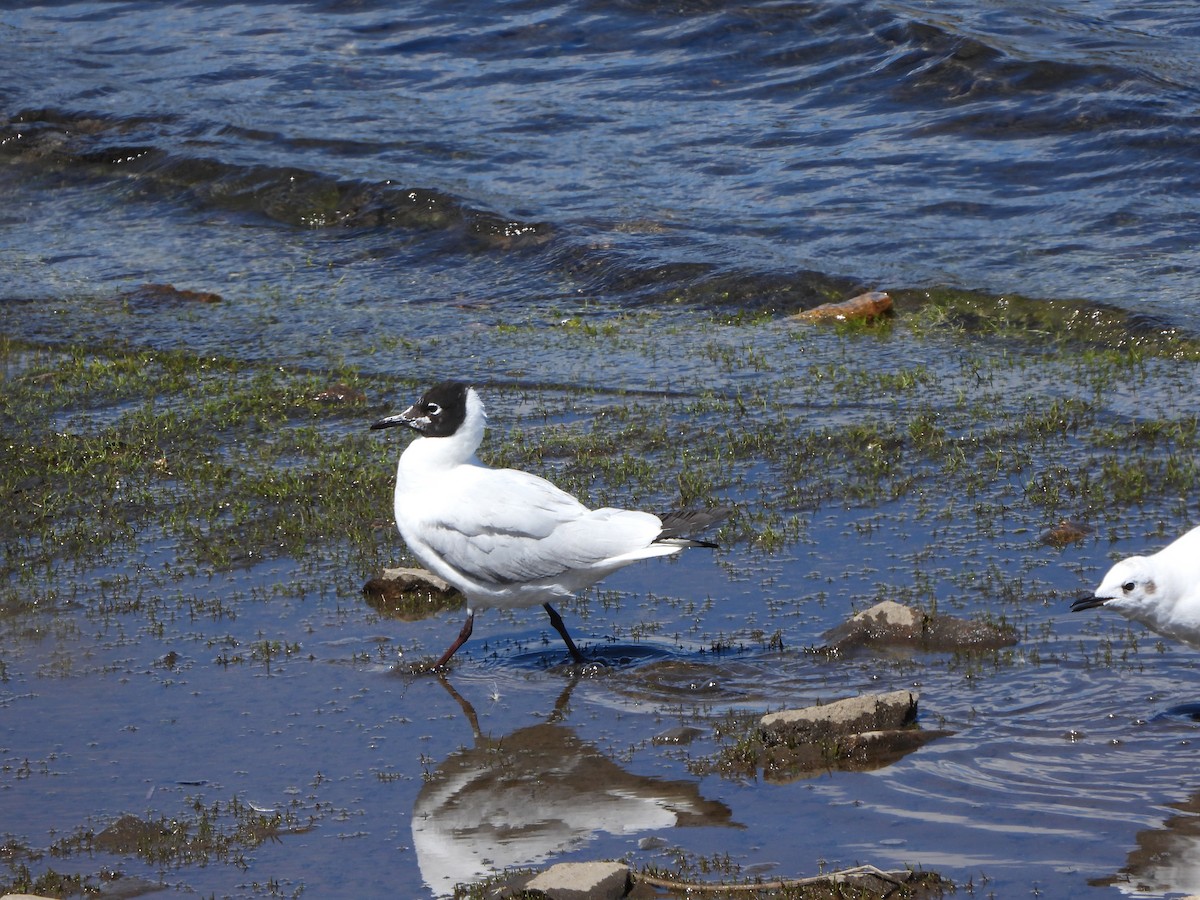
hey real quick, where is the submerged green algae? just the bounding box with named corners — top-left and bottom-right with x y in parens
top-left (3, 286), bottom-right (1198, 620)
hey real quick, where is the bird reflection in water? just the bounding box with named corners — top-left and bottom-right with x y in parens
top-left (1089, 789), bottom-right (1200, 897)
top-left (413, 676), bottom-right (736, 896)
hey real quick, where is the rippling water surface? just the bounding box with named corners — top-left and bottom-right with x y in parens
top-left (4, 1), bottom-right (1200, 898)
top-left (4, 0), bottom-right (1200, 322)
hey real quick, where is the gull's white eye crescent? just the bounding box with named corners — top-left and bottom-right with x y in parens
top-left (426, 402), bottom-right (442, 416)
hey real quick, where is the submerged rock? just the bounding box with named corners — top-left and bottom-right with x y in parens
top-left (701, 690), bottom-right (951, 783)
top-left (362, 566), bottom-right (463, 621)
top-left (791, 290), bottom-right (892, 323)
top-left (122, 282), bottom-right (223, 304)
top-left (312, 382), bottom-right (366, 403)
top-left (821, 599), bottom-right (1017, 654)
top-left (652, 725), bottom-right (705, 746)
top-left (94, 813), bottom-right (171, 854)
top-left (754, 691), bottom-right (950, 782)
top-left (1039, 519), bottom-right (1092, 547)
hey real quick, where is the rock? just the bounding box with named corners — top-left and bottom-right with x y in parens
top-left (519, 861), bottom-right (631, 900)
top-left (821, 599), bottom-right (1017, 654)
top-left (1039, 519), bottom-right (1092, 546)
top-left (362, 567), bottom-right (463, 621)
top-left (94, 813), bottom-right (170, 853)
top-left (378, 566), bottom-right (454, 594)
top-left (701, 691), bottom-right (951, 783)
top-left (791, 290), bottom-right (892, 323)
top-left (123, 282), bottom-right (222, 304)
top-left (312, 382), bottom-right (366, 403)
top-left (652, 725), bottom-right (704, 745)
top-left (760, 689), bottom-right (918, 736)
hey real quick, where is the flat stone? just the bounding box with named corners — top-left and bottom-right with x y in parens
top-left (749, 691), bottom-right (951, 782)
top-left (854, 599), bottom-right (919, 627)
top-left (380, 566), bottom-right (454, 593)
top-left (522, 861), bottom-right (631, 900)
top-left (760, 690), bottom-right (918, 737)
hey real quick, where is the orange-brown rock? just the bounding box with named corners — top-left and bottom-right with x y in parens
top-left (1039, 519), bottom-right (1092, 547)
top-left (312, 382), bottom-right (366, 403)
top-left (792, 290), bottom-right (892, 323)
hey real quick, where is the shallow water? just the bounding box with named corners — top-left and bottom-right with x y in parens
top-left (5, 321), bottom-right (1200, 899)
top-left (4, 1), bottom-right (1200, 898)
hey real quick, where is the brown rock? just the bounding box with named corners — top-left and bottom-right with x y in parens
top-left (124, 283), bottom-right (222, 304)
top-left (362, 566), bottom-right (463, 621)
top-left (751, 691), bottom-right (950, 782)
top-left (821, 599), bottom-right (1017, 654)
top-left (791, 290), bottom-right (892, 323)
top-left (1039, 519), bottom-right (1092, 547)
top-left (761, 689), bottom-right (918, 737)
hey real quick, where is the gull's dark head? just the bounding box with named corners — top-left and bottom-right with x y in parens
top-left (371, 381), bottom-right (472, 438)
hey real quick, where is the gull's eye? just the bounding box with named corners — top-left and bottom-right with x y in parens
top-left (425, 402), bottom-right (442, 417)
top-left (1122, 581), bottom-right (1136, 592)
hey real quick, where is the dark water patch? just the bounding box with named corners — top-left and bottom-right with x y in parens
top-left (510, 639), bottom-right (679, 672)
top-left (1, 109), bottom-right (551, 249)
top-left (644, 269), bottom-right (862, 314)
top-left (1155, 702), bottom-right (1200, 723)
top-left (6, 0), bottom-right (1200, 317)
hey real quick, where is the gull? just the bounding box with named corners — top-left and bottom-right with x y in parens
top-left (370, 381), bottom-right (726, 668)
top-left (1071, 524), bottom-right (1200, 648)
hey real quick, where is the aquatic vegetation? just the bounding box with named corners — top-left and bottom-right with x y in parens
top-left (3, 283), bottom-right (1200, 897)
top-left (0, 794), bottom-right (318, 897)
top-left (1, 341), bottom-right (394, 586)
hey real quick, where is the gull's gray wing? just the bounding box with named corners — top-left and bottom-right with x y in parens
top-left (409, 468), bottom-right (663, 586)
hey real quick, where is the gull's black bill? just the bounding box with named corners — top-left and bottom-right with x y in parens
top-left (1070, 595), bottom-right (1107, 612)
top-left (370, 411), bottom-right (414, 431)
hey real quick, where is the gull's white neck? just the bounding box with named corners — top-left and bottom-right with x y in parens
top-left (397, 388), bottom-right (487, 482)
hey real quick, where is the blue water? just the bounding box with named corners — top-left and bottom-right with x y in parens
top-left (5, 2), bottom-right (1200, 899)
top-left (3, 0), bottom-right (1200, 327)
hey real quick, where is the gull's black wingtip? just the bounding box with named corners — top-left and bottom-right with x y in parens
top-left (658, 505), bottom-right (733, 543)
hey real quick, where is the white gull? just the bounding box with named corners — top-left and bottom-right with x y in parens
top-left (1071, 524), bottom-right (1200, 648)
top-left (371, 381), bottom-right (725, 668)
